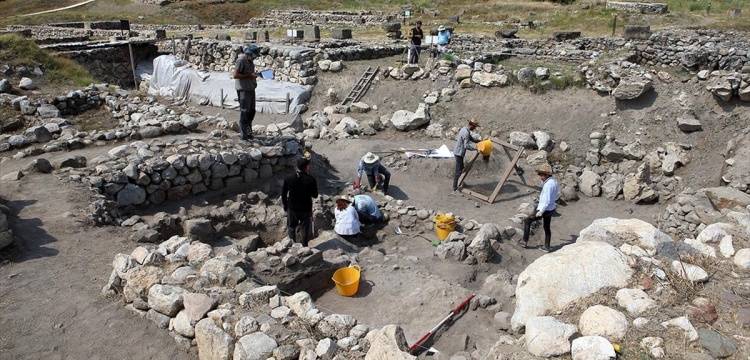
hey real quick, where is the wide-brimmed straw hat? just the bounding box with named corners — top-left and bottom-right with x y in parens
top-left (468, 118), bottom-right (479, 126)
top-left (537, 163), bottom-right (553, 176)
top-left (438, 25), bottom-right (446, 31)
top-left (363, 152), bottom-right (379, 164)
top-left (337, 195), bottom-right (353, 203)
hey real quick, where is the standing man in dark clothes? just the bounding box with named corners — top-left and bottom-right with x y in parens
top-left (452, 118), bottom-right (482, 194)
top-left (282, 157), bottom-right (319, 246)
top-left (233, 45), bottom-right (261, 140)
top-left (408, 21), bottom-right (423, 64)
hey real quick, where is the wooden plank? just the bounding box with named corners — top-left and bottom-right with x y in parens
top-left (461, 188), bottom-right (490, 202)
top-left (488, 145), bottom-right (523, 203)
top-left (492, 138), bottom-right (522, 151)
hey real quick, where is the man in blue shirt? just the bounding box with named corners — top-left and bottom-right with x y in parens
top-left (436, 25), bottom-right (451, 58)
top-left (353, 194), bottom-right (383, 224)
top-left (354, 152), bottom-right (391, 195)
top-left (452, 118), bottom-right (481, 194)
top-left (520, 163), bottom-right (559, 252)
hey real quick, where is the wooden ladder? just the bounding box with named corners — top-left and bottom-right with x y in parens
top-left (340, 66), bottom-right (379, 106)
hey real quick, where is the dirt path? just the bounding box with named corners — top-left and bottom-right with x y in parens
top-left (0, 173), bottom-right (193, 360)
top-left (18, 0), bottom-right (96, 17)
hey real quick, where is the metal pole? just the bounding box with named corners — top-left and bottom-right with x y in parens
top-left (220, 89), bottom-right (224, 109)
top-left (128, 40), bottom-right (138, 88)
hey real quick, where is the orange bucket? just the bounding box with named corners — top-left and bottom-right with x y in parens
top-left (477, 139), bottom-right (493, 157)
top-left (332, 265), bottom-right (361, 296)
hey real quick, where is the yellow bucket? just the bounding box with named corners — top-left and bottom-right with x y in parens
top-left (477, 139), bottom-right (493, 157)
top-left (435, 213), bottom-right (456, 241)
top-left (332, 265), bottom-right (361, 296)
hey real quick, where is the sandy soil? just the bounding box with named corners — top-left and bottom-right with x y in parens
top-left (1, 55), bottom-right (748, 359)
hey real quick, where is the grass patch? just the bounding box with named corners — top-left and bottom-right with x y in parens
top-left (0, 34), bottom-right (95, 87)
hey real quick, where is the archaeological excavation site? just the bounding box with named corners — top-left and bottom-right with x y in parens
top-left (0, 1), bottom-right (749, 359)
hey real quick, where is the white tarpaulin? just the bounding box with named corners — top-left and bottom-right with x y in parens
top-left (146, 55), bottom-right (311, 114)
top-left (404, 144), bottom-right (454, 158)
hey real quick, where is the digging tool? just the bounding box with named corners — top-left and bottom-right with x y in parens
top-left (415, 232), bottom-right (441, 246)
top-left (408, 294), bottom-right (476, 355)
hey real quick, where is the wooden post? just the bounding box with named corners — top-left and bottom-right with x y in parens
top-left (171, 36), bottom-right (175, 55)
top-left (285, 92), bottom-right (290, 114)
top-left (128, 40), bottom-right (138, 89)
top-left (220, 89), bottom-right (224, 109)
top-left (612, 15), bottom-right (617, 37)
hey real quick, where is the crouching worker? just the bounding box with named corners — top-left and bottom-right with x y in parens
top-left (352, 194), bottom-right (383, 225)
top-left (334, 196), bottom-right (361, 237)
top-left (354, 152), bottom-right (391, 195)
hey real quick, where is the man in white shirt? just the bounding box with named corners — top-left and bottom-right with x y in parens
top-left (520, 163), bottom-right (559, 252)
top-left (452, 118), bottom-right (482, 194)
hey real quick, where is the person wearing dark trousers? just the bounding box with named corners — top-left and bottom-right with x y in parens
top-left (520, 163), bottom-right (559, 252)
top-left (408, 21), bottom-right (423, 65)
top-left (233, 45), bottom-right (261, 140)
top-left (282, 157), bottom-right (319, 246)
top-left (452, 118), bottom-right (482, 195)
top-left (354, 152), bottom-right (391, 195)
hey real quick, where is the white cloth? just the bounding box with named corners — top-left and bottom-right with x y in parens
top-left (536, 177), bottom-right (559, 216)
top-left (334, 205), bottom-right (361, 235)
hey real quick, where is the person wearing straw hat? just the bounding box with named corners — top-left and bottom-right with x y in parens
top-left (452, 118), bottom-right (482, 195)
top-left (520, 163), bottom-right (559, 252)
top-left (435, 25), bottom-right (452, 58)
top-left (354, 152), bottom-right (391, 195)
top-left (233, 44), bottom-right (261, 141)
top-left (282, 157), bottom-right (319, 246)
top-left (334, 195), bottom-right (361, 236)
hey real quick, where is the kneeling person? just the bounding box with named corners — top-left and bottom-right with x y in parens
top-left (355, 152), bottom-right (391, 195)
top-left (334, 196), bottom-right (361, 236)
top-left (352, 194), bottom-right (383, 225)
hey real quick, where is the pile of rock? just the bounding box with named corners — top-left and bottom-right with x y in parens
top-left (660, 186), bottom-right (750, 238)
top-left (698, 69), bottom-right (750, 102)
top-left (505, 129), bottom-right (687, 205)
top-left (0, 202), bottom-right (13, 251)
top-left (510, 213), bottom-right (750, 358)
top-left (0, 85), bottom-right (203, 157)
top-left (102, 234), bottom-right (418, 359)
top-left (580, 60), bottom-right (655, 99)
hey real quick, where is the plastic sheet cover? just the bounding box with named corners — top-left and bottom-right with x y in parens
top-left (146, 55), bottom-right (310, 114)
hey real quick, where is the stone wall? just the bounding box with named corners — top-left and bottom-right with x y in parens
top-left (250, 10), bottom-right (399, 28)
top-left (606, 1), bottom-right (669, 14)
top-left (58, 44), bottom-right (159, 87)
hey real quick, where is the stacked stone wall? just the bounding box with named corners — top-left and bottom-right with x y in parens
top-left (606, 1), bottom-right (668, 14)
top-left (58, 44), bottom-right (159, 87)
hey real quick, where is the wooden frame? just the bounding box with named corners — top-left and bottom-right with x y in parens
top-left (457, 138), bottom-right (524, 203)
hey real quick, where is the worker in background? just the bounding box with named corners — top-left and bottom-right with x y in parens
top-left (233, 45), bottom-right (261, 141)
top-left (452, 118), bottom-right (482, 195)
top-left (436, 25), bottom-right (452, 58)
top-left (408, 21), bottom-right (423, 64)
top-left (353, 194), bottom-right (383, 225)
top-left (281, 157), bottom-right (319, 246)
top-left (354, 152), bottom-right (391, 196)
top-left (519, 163), bottom-right (559, 253)
top-left (334, 195), bottom-right (361, 236)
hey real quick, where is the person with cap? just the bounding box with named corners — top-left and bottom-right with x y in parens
top-left (352, 194), bottom-right (383, 225)
top-left (233, 44), bottom-right (261, 141)
top-left (452, 118), bottom-right (482, 194)
top-left (408, 21), bottom-right (423, 65)
top-left (520, 163), bottom-right (559, 252)
top-left (281, 157), bottom-right (319, 246)
top-left (354, 152), bottom-right (391, 195)
top-left (435, 25), bottom-right (452, 58)
top-left (334, 195), bottom-right (361, 236)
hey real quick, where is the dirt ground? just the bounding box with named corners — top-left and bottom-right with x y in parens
top-left (0, 55), bottom-right (748, 359)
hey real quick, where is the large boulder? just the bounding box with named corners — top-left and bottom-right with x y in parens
top-left (234, 332), bottom-right (278, 360)
top-left (471, 72), bottom-right (508, 87)
top-left (195, 318), bottom-right (234, 360)
top-left (511, 241), bottom-right (633, 332)
top-left (579, 305), bottom-right (628, 341)
top-left (364, 325), bottom-right (416, 360)
top-left (525, 316), bottom-right (577, 357)
top-left (706, 79), bottom-right (733, 101)
top-left (571, 336), bottom-right (617, 360)
top-left (389, 105), bottom-right (429, 131)
top-left (613, 78), bottom-right (653, 100)
top-left (579, 170), bottom-right (602, 197)
top-left (148, 284), bottom-right (187, 316)
top-left (578, 217), bottom-right (671, 250)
